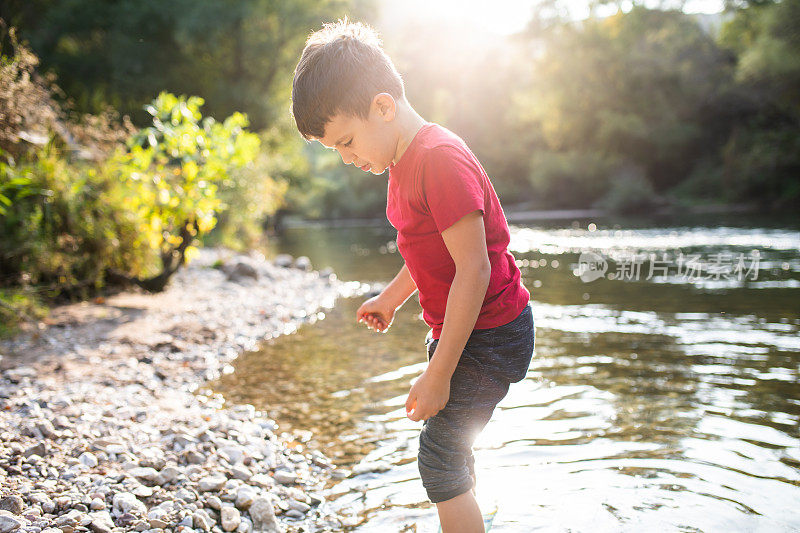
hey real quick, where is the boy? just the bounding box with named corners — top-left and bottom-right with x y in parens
top-left (291, 19), bottom-right (534, 533)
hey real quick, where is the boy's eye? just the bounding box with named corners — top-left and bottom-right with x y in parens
top-left (343, 139), bottom-right (352, 147)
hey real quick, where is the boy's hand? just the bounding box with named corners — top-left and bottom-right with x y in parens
top-left (356, 295), bottom-right (396, 333)
top-left (405, 369), bottom-right (450, 421)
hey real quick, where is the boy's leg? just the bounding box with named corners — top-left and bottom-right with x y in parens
top-left (417, 361), bottom-right (510, 531)
top-left (437, 490), bottom-right (484, 533)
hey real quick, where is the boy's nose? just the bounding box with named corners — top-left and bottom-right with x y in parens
top-left (338, 148), bottom-right (355, 165)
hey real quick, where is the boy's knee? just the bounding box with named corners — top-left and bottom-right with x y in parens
top-left (418, 424), bottom-right (475, 504)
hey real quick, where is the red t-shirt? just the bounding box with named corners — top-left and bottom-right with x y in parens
top-left (386, 123), bottom-right (530, 339)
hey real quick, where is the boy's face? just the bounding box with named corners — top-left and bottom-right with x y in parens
top-left (315, 94), bottom-right (398, 175)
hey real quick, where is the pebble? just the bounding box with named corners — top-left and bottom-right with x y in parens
top-left (198, 474), bottom-right (227, 492)
top-left (88, 510), bottom-right (114, 533)
top-left (220, 506), bottom-right (241, 531)
top-left (78, 452), bottom-right (98, 468)
top-left (0, 511), bottom-right (24, 533)
top-left (0, 249), bottom-right (346, 532)
top-left (89, 499), bottom-right (105, 511)
top-left (0, 497), bottom-right (23, 515)
top-left (192, 509), bottom-right (213, 531)
top-left (272, 471), bottom-right (297, 485)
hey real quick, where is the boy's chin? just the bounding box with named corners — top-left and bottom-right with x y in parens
top-left (364, 164), bottom-right (387, 175)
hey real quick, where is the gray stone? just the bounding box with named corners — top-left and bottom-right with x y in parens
top-left (23, 443), bottom-right (46, 458)
top-left (88, 510), bottom-right (114, 533)
top-left (198, 474), bottom-right (227, 492)
top-left (178, 515), bottom-right (194, 527)
top-left (287, 500), bottom-right (310, 514)
top-left (234, 487), bottom-right (255, 510)
top-left (128, 467), bottom-right (159, 482)
top-left (236, 516), bottom-right (253, 533)
top-left (157, 465), bottom-right (181, 485)
top-left (272, 471), bottom-right (297, 485)
top-left (193, 509), bottom-right (213, 532)
top-left (226, 262), bottom-right (259, 282)
top-left (0, 497), bottom-right (23, 515)
top-left (284, 510), bottom-right (304, 520)
top-left (79, 452), bottom-right (98, 468)
top-left (0, 510), bottom-right (24, 533)
top-left (273, 254), bottom-right (293, 268)
top-left (247, 497), bottom-right (280, 533)
top-left (293, 256), bottom-right (311, 271)
top-left (175, 488), bottom-right (198, 502)
top-left (148, 518), bottom-right (168, 529)
top-left (112, 493), bottom-right (146, 516)
top-left (132, 485), bottom-right (153, 498)
top-left (89, 499), bottom-right (105, 511)
top-left (183, 449), bottom-right (205, 464)
top-left (248, 474), bottom-right (274, 489)
top-left (220, 506), bottom-right (240, 532)
top-left (230, 466), bottom-right (252, 481)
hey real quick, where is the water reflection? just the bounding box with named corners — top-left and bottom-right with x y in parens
top-left (207, 219), bottom-right (800, 532)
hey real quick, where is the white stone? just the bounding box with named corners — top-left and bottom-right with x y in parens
top-left (78, 452), bottom-right (99, 468)
top-left (248, 497), bottom-right (280, 533)
top-left (112, 492), bottom-right (146, 516)
top-left (198, 474), bottom-right (227, 492)
top-left (220, 506), bottom-right (240, 532)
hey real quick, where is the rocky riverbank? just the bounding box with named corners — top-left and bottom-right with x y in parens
top-left (0, 248), bottom-right (361, 533)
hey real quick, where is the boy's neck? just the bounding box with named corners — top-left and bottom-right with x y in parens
top-left (392, 100), bottom-right (427, 165)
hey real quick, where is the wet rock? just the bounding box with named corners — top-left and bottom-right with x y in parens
top-left (0, 497), bottom-right (23, 515)
top-left (352, 460), bottom-right (391, 475)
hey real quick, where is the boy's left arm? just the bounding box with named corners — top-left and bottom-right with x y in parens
top-left (405, 209), bottom-right (490, 421)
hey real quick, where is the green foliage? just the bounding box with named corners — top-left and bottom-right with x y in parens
top-left (0, 90), bottom-right (278, 337)
top-left (115, 92), bottom-right (260, 262)
top-left (595, 164), bottom-right (662, 214)
top-left (3, 0), bottom-right (361, 129)
top-left (528, 150), bottom-right (616, 208)
top-left (0, 141), bottom-right (144, 294)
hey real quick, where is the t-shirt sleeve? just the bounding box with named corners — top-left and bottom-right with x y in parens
top-left (420, 146), bottom-right (486, 233)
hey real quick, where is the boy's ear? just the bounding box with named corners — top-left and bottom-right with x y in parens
top-left (372, 93), bottom-right (397, 122)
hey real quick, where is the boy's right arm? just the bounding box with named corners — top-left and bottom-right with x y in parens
top-left (356, 263), bottom-right (417, 332)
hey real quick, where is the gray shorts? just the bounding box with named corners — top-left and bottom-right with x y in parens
top-left (418, 303), bottom-right (535, 503)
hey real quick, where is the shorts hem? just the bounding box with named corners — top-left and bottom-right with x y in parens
top-left (426, 482), bottom-right (475, 504)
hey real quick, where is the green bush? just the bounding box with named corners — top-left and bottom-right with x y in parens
top-left (528, 150), bottom-right (616, 208)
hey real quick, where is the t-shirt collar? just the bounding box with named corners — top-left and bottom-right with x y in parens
top-left (390, 122), bottom-right (434, 177)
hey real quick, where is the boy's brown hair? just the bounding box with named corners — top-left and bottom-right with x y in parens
top-left (291, 19), bottom-right (405, 140)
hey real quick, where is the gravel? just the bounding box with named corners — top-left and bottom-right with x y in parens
top-left (0, 248), bottom-right (364, 532)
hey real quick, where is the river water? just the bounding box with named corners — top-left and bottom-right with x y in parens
top-left (207, 214), bottom-right (800, 532)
